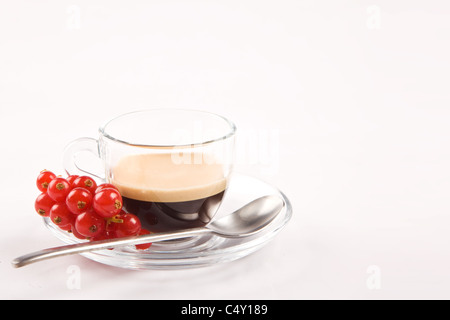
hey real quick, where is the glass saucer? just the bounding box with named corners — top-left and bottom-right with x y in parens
top-left (43, 173), bottom-right (293, 270)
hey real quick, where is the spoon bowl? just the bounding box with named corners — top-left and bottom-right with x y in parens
top-left (208, 195), bottom-right (284, 237)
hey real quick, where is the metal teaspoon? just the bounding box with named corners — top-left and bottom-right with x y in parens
top-left (12, 195), bottom-right (284, 268)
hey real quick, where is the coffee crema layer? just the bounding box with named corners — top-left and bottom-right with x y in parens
top-left (111, 153), bottom-right (227, 203)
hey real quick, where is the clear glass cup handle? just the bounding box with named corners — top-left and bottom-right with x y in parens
top-left (63, 137), bottom-right (104, 180)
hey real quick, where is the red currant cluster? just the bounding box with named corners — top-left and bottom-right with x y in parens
top-left (34, 170), bottom-right (152, 250)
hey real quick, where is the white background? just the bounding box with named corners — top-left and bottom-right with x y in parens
top-left (1, 0), bottom-right (450, 299)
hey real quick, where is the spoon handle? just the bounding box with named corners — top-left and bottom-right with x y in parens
top-left (12, 227), bottom-right (211, 268)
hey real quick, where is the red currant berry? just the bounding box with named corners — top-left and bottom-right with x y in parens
top-left (105, 220), bottom-right (117, 238)
top-left (66, 175), bottom-right (79, 186)
top-left (49, 203), bottom-right (73, 227)
top-left (34, 192), bottom-right (56, 217)
top-left (72, 176), bottom-right (97, 193)
top-left (58, 223), bottom-right (73, 231)
top-left (66, 187), bottom-right (93, 215)
top-left (91, 229), bottom-right (115, 242)
top-left (115, 213), bottom-right (141, 238)
top-left (75, 210), bottom-right (106, 238)
top-left (104, 213), bottom-right (124, 237)
top-left (36, 170), bottom-right (56, 193)
top-left (93, 188), bottom-right (123, 218)
top-left (135, 229), bottom-right (152, 250)
top-left (95, 183), bottom-right (119, 194)
top-left (47, 177), bottom-right (71, 203)
top-left (71, 224), bottom-right (87, 240)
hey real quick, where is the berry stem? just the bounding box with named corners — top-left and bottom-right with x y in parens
top-left (106, 215), bottom-right (124, 224)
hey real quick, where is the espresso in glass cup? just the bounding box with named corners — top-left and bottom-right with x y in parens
top-left (63, 109), bottom-right (236, 233)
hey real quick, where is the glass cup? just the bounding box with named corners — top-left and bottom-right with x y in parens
top-left (63, 109), bottom-right (236, 233)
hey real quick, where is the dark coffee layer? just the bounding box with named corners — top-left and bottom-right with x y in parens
top-left (122, 190), bottom-right (225, 232)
